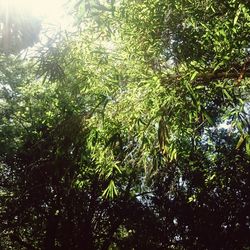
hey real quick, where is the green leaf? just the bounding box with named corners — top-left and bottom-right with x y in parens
top-left (203, 110), bottom-right (213, 125)
top-left (190, 71), bottom-right (198, 81)
top-left (102, 180), bottom-right (118, 198)
top-left (246, 136), bottom-right (250, 156)
top-left (234, 5), bottom-right (242, 26)
top-left (236, 135), bottom-right (246, 149)
top-left (222, 89), bottom-right (233, 101)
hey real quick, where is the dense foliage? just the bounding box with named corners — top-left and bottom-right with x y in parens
top-left (1, 0), bottom-right (250, 249)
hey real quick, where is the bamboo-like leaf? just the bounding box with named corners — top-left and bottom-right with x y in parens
top-left (246, 136), bottom-right (250, 156)
top-left (102, 180), bottom-right (118, 198)
top-left (222, 89), bottom-right (233, 101)
top-left (190, 71), bottom-right (198, 81)
top-left (236, 135), bottom-right (246, 149)
top-left (234, 5), bottom-right (242, 26)
top-left (202, 110), bottom-right (213, 125)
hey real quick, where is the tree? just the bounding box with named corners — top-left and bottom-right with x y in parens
top-left (0, 1), bottom-right (41, 54)
top-left (1, 0), bottom-right (250, 249)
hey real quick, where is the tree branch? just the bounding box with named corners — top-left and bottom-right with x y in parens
top-left (162, 65), bottom-right (250, 85)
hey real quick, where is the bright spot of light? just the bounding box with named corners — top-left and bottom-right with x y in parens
top-left (0, 0), bottom-right (73, 29)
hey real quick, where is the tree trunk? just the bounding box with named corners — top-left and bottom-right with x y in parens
top-left (43, 214), bottom-right (58, 250)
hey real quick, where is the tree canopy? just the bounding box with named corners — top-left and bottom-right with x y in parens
top-left (0, 1), bottom-right (41, 54)
top-left (0, 0), bottom-right (250, 249)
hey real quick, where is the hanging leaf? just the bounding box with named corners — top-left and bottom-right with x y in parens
top-left (234, 4), bottom-right (242, 26)
top-left (102, 179), bottom-right (118, 198)
top-left (236, 134), bottom-right (246, 149)
top-left (246, 136), bottom-right (250, 156)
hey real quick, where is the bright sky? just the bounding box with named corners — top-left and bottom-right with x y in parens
top-left (31, 0), bottom-right (73, 28)
top-left (1, 0), bottom-right (74, 29)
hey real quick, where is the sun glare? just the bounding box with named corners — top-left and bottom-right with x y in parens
top-left (0, 0), bottom-right (72, 28)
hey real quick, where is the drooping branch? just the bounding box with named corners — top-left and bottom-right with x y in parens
top-left (162, 60), bottom-right (250, 85)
